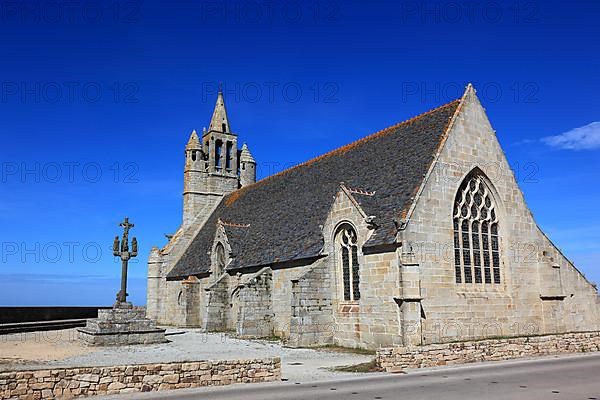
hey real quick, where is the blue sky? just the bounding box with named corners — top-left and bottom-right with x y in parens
top-left (0, 0), bottom-right (599, 305)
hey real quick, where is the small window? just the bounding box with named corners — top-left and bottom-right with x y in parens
top-left (222, 123), bottom-right (227, 133)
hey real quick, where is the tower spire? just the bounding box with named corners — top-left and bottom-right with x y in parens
top-left (208, 89), bottom-right (231, 134)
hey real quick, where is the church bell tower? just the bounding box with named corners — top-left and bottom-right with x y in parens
top-left (182, 89), bottom-right (242, 226)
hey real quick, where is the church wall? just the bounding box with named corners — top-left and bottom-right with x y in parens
top-left (162, 279), bottom-right (187, 326)
top-left (163, 278), bottom-right (207, 327)
top-left (146, 248), bottom-right (162, 321)
top-left (148, 271), bottom-right (208, 328)
top-left (537, 232), bottom-right (600, 333)
top-left (358, 250), bottom-right (403, 348)
top-left (401, 88), bottom-right (600, 344)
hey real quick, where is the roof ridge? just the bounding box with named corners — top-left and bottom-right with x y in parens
top-left (224, 97), bottom-right (462, 207)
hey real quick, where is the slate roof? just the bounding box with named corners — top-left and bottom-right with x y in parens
top-left (167, 98), bottom-right (461, 279)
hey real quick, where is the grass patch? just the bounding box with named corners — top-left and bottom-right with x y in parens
top-left (329, 359), bottom-right (383, 373)
top-left (313, 344), bottom-right (376, 356)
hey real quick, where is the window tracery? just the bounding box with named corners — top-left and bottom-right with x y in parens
top-left (453, 173), bottom-right (501, 285)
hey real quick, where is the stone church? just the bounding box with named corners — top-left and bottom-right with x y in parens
top-left (147, 84), bottom-right (600, 349)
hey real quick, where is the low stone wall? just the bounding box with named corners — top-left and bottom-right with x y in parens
top-left (0, 307), bottom-right (110, 324)
top-left (377, 331), bottom-right (600, 372)
top-left (0, 358), bottom-right (281, 399)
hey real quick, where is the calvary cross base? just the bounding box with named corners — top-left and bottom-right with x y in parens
top-left (77, 217), bottom-right (166, 346)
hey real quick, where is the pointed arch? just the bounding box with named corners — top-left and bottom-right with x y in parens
top-left (453, 168), bottom-right (501, 285)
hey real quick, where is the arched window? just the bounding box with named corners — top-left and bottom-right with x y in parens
top-left (336, 224), bottom-right (360, 301)
top-left (453, 171), bottom-right (500, 285)
top-left (214, 243), bottom-right (226, 276)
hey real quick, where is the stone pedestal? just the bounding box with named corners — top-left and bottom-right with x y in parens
top-left (78, 302), bottom-right (167, 346)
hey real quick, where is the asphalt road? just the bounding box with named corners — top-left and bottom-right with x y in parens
top-left (103, 353), bottom-right (600, 400)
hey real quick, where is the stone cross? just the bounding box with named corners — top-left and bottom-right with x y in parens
top-left (113, 217), bottom-right (138, 304)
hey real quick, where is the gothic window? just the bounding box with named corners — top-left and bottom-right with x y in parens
top-left (214, 243), bottom-right (226, 276)
top-left (336, 224), bottom-right (360, 301)
top-left (453, 172), bottom-right (501, 285)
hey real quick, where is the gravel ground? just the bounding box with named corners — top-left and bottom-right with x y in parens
top-left (0, 329), bottom-right (376, 382)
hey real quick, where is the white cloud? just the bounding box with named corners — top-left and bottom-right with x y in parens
top-left (542, 121), bottom-right (600, 150)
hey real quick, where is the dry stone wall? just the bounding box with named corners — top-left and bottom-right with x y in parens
top-left (377, 331), bottom-right (600, 372)
top-left (0, 358), bottom-right (280, 399)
